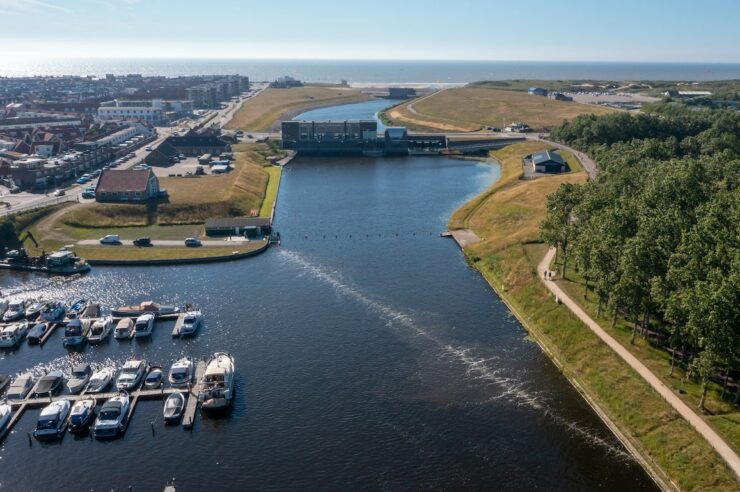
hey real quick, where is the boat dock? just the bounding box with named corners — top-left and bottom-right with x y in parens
top-left (38, 322), bottom-right (62, 346)
top-left (182, 361), bottom-right (206, 430)
top-left (1, 365), bottom-right (207, 443)
top-left (171, 313), bottom-right (186, 337)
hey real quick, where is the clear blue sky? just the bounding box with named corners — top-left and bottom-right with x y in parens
top-left (0, 0), bottom-right (738, 62)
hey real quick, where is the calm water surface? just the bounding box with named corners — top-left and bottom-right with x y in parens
top-left (0, 102), bottom-right (656, 491)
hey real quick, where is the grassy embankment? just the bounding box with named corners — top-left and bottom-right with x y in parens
top-left (552, 257), bottom-right (740, 456)
top-left (452, 141), bottom-right (738, 491)
top-left (21, 143), bottom-right (282, 261)
top-left (383, 87), bottom-right (617, 132)
top-left (224, 86), bottom-right (370, 132)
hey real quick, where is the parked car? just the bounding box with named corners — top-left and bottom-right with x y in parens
top-left (99, 234), bottom-right (120, 245)
top-left (92, 170), bottom-right (102, 177)
top-left (133, 237), bottom-right (151, 247)
top-left (81, 191), bottom-right (95, 199)
top-left (184, 238), bottom-right (201, 247)
top-left (144, 146), bottom-right (152, 151)
top-left (53, 189), bottom-right (65, 197)
top-left (76, 177), bottom-right (89, 184)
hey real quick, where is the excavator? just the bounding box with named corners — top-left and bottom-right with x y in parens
top-left (3, 231), bottom-right (42, 264)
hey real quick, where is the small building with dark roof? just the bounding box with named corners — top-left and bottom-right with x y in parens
top-left (145, 141), bottom-right (178, 167)
top-left (205, 217), bottom-right (272, 238)
top-left (95, 169), bottom-right (160, 202)
top-left (532, 150), bottom-right (567, 173)
top-left (164, 135), bottom-right (230, 156)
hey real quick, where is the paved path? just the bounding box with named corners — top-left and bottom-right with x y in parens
top-left (78, 238), bottom-right (251, 248)
top-left (538, 247), bottom-right (740, 480)
top-left (449, 229), bottom-right (481, 247)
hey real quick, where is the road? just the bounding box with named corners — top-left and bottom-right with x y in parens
top-left (78, 238), bottom-right (252, 248)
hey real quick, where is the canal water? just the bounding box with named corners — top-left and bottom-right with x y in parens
top-left (0, 100), bottom-right (655, 490)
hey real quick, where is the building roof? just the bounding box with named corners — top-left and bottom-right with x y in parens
top-left (205, 217), bottom-right (271, 230)
top-left (96, 169), bottom-right (154, 193)
top-left (165, 135), bottom-right (228, 148)
top-left (532, 150), bottom-right (565, 166)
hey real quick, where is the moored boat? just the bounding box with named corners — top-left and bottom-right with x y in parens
top-left (31, 370), bottom-right (64, 397)
top-left (25, 300), bottom-right (45, 321)
top-left (87, 316), bottom-right (113, 344)
top-left (27, 322), bottom-right (50, 344)
top-left (178, 310), bottom-right (202, 337)
top-left (143, 365), bottom-right (164, 389)
top-left (65, 298), bottom-right (88, 319)
top-left (86, 367), bottom-right (115, 393)
top-left (0, 322), bottom-right (29, 348)
top-left (163, 392), bottom-right (186, 423)
top-left (113, 318), bottom-right (134, 339)
top-left (116, 360), bottom-right (147, 391)
top-left (63, 318), bottom-right (90, 347)
top-left (7, 373), bottom-right (34, 400)
top-left (168, 357), bottom-right (194, 389)
top-left (0, 403), bottom-right (11, 433)
top-left (112, 301), bottom-right (179, 319)
top-left (40, 301), bottom-right (66, 322)
top-left (2, 299), bottom-right (25, 322)
top-left (198, 352), bottom-right (235, 410)
top-left (68, 398), bottom-right (96, 433)
top-left (93, 391), bottom-right (129, 439)
top-left (34, 399), bottom-right (70, 439)
top-left (133, 314), bottom-right (155, 338)
top-left (67, 363), bottom-right (92, 394)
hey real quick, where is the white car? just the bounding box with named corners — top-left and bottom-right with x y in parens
top-left (145, 146), bottom-right (152, 151)
top-left (52, 189), bottom-right (65, 197)
top-left (99, 234), bottom-right (120, 245)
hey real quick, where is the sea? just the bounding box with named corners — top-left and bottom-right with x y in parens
top-left (1, 58), bottom-right (739, 82)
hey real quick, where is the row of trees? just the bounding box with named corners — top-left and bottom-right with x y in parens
top-left (542, 103), bottom-right (739, 409)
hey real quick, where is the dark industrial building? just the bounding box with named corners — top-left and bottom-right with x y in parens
top-left (532, 150), bottom-right (567, 173)
top-left (388, 87), bottom-right (417, 99)
top-left (205, 217), bottom-right (272, 238)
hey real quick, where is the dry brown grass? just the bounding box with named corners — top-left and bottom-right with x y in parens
top-left (224, 86), bottom-right (370, 132)
top-left (388, 87), bottom-right (617, 132)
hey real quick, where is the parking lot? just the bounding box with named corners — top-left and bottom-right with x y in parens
top-left (151, 157), bottom-right (221, 177)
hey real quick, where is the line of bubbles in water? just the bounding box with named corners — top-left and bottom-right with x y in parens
top-left (279, 249), bottom-right (633, 462)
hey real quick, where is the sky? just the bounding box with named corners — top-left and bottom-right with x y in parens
top-left (0, 0), bottom-right (738, 63)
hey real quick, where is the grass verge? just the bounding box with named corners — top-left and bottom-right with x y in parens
top-left (455, 142), bottom-right (738, 490)
top-left (76, 241), bottom-right (266, 261)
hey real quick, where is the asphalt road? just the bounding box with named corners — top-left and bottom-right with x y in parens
top-left (78, 238), bottom-right (253, 248)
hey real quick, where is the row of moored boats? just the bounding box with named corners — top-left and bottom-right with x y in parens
top-left (0, 352), bottom-right (234, 439)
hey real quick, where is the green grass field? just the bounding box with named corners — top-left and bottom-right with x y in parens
top-left (385, 87), bottom-right (617, 132)
top-left (224, 86), bottom-right (370, 132)
top-left (455, 142), bottom-right (738, 491)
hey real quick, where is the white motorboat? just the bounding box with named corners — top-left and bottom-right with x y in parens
top-left (0, 403), bottom-right (11, 433)
top-left (68, 398), bottom-right (96, 433)
top-left (87, 316), bottom-right (113, 344)
top-left (31, 370), bottom-right (65, 397)
top-left (178, 310), bottom-right (202, 337)
top-left (93, 391), bottom-right (129, 439)
top-left (168, 357), bottom-right (194, 389)
top-left (0, 322), bottom-right (29, 348)
top-left (7, 373), bottom-right (34, 399)
top-left (113, 318), bottom-right (134, 339)
top-left (2, 299), bottom-right (25, 322)
top-left (67, 363), bottom-right (92, 394)
top-left (86, 367), bottom-right (115, 393)
top-left (65, 298), bottom-right (88, 319)
top-left (116, 360), bottom-right (147, 390)
top-left (33, 399), bottom-right (70, 439)
top-left (133, 314), bottom-right (155, 338)
top-left (163, 392), bottom-right (186, 423)
top-left (40, 301), bottom-right (66, 322)
top-left (143, 365), bottom-right (164, 389)
top-left (63, 318), bottom-right (91, 347)
top-left (198, 352), bottom-right (235, 410)
top-left (25, 300), bottom-right (45, 321)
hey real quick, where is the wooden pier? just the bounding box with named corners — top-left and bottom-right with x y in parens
top-left (171, 313), bottom-right (186, 337)
top-left (0, 373), bottom-right (206, 443)
top-left (182, 361), bottom-right (206, 429)
top-left (38, 322), bottom-right (61, 346)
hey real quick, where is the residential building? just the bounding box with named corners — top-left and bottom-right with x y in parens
top-left (95, 169), bottom-right (160, 202)
top-left (163, 135), bottom-right (230, 156)
top-left (98, 99), bottom-right (166, 123)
